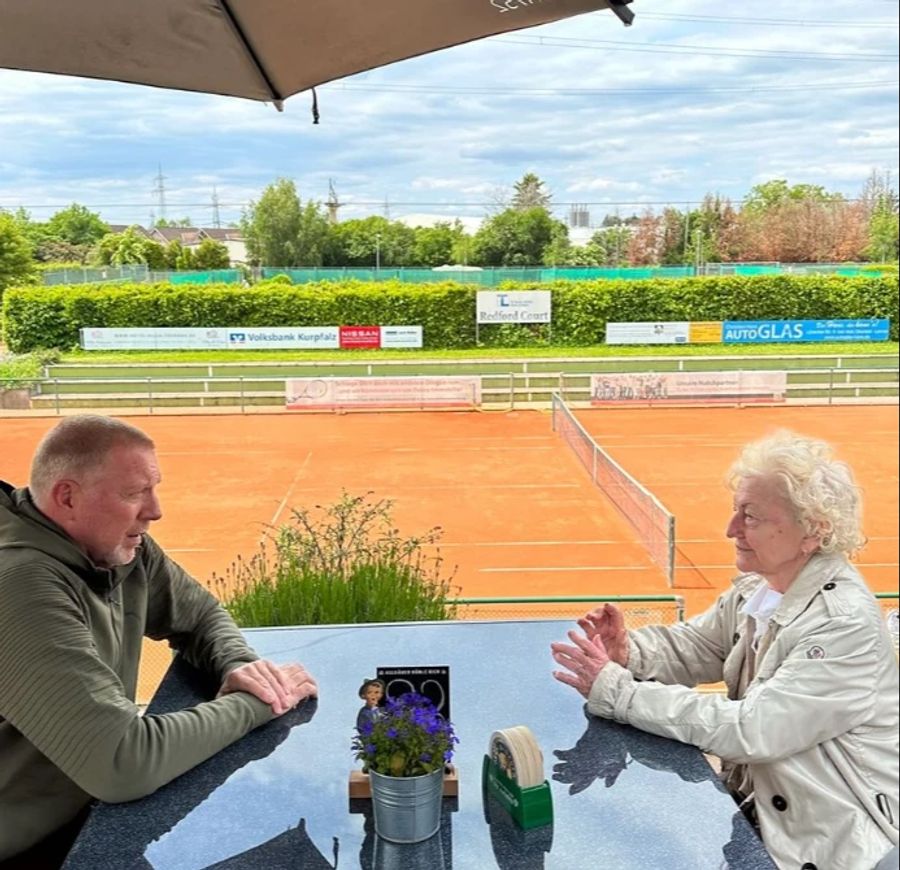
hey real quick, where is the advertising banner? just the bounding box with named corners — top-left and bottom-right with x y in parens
top-left (723, 319), bottom-right (890, 344)
top-left (81, 325), bottom-right (424, 350)
top-left (476, 291), bottom-right (551, 324)
top-left (80, 327), bottom-right (228, 350)
top-left (605, 322), bottom-right (690, 345)
top-left (590, 371), bottom-right (787, 405)
top-left (286, 376), bottom-right (481, 410)
top-left (339, 326), bottom-right (381, 349)
top-left (226, 327), bottom-right (340, 349)
top-left (380, 326), bottom-right (423, 349)
top-left (689, 321), bottom-right (724, 343)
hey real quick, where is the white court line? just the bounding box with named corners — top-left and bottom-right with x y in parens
top-left (165, 548), bottom-right (217, 553)
top-left (674, 562), bottom-right (900, 570)
top-left (157, 450), bottom-right (275, 456)
top-left (481, 566), bottom-right (652, 573)
top-left (481, 562), bottom-right (899, 573)
top-left (393, 446), bottom-right (554, 453)
top-left (269, 451), bottom-right (313, 528)
top-left (440, 536), bottom-right (897, 547)
top-left (291, 483), bottom-right (580, 491)
top-left (440, 539), bottom-right (637, 548)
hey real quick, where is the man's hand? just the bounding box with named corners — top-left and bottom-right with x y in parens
top-left (551, 629), bottom-right (611, 698)
top-left (218, 660), bottom-right (318, 715)
top-left (578, 604), bottom-right (630, 667)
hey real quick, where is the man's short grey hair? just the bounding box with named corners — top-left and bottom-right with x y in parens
top-left (30, 415), bottom-right (155, 504)
top-left (726, 430), bottom-right (865, 555)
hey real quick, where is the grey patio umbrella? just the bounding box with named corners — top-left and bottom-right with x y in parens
top-left (0, 0), bottom-right (633, 113)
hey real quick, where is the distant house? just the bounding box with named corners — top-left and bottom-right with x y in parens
top-left (105, 224), bottom-right (152, 238)
top-left (197, 228), bottom-right (247, 265)
top-left (147, 226), bottom-right (203, 246)
top-left (142, 226), bottom-right (247, 265)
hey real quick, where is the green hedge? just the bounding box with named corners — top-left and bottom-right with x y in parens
top-left (2, 274), bottom-right (897, 353)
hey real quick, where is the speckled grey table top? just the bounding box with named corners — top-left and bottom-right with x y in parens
top-left (64, 620), bottom-right (775, 869)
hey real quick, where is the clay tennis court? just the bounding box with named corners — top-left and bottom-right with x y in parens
top-left (3, 405), bottom-right (896, 700)
top-left (2, 405), bottom-right (897, 617)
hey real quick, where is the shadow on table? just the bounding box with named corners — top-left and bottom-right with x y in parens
top-left (551, 709), bottom-right (773, 870)
top-left (64, 658), bottom-right (338, 869)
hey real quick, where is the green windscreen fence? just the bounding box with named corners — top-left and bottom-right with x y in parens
top-left (167, 270), bottom-right (241, 284)
top-left (258, 264), bottom-right (888, 285)
top-left (40, 263), bottom-right (892, 287)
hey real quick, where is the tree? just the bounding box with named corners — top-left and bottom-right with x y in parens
top-left (325, 217), bottom-right (415, 267)
top-left (90, 232), bottom-right (121, 266)
top-left (46, 203), bottom-right (109, 246)
top-left (627, 210), bottom-right (663, 266)
top-left (541, 222), bottom-right (572, 267)
top-left (0, 211), bottom-right (35, 295)
top-left (738, 182), bottom-right (854, 262)
top-left (867, 206), bottom-right (899, 262)
top-left (685, 195), bottom-right (740, 264)
top-left (511, 173), bottom-right (552, 211)
top-left (469, 207), bottom-right (565, 266)
top-left (411, 221), bottom-right (466, 266)
top-left (860, 170), bottom-right (899, 262)
top-left (141, 240), bottom-right (168, 271)
top-left (164, 240), bottom-right (185, 270)
top-left (154, 217), bottom-right (193, 228)
top-left (241, 178), bottom-right (331, 267)
top-left (175, 246), bottom-right (196, 270)
top-left (192, 238), bottom-right (231, 269)
top-left (601, 213), bottom-right (640, 228)
top-left (588, 226), bottom-right (632, 266)
top-left (743, 179), bottom-right (839, 214)
top-left (32, 239), bottom-right (92, 265)
top-left (110, 227), bottom-right (150, 265)
top-left (659, 208), bottom-right (687, 265)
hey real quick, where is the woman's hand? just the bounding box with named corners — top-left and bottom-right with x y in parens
top-left (551, 629), bottom-right (611, 698)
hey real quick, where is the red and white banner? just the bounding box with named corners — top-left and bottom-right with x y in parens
top-left (339, 326), bottom-right (381, 349)
top-left (590, 371), bottom-right (787, 405)
top-left (286, 376), bottom-right (481, 410)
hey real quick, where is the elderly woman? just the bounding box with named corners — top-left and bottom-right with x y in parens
top-left (552, 431), bottom-right (899, 870)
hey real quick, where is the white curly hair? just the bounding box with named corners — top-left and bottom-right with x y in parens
top-left (726, 430), bottom-right (865, 556)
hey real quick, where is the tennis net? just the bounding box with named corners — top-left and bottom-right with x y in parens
top-left (551, 393), bottom-right (676, 586)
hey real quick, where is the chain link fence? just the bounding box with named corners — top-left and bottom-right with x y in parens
top-left (451, 595), bottom-right (685, 628)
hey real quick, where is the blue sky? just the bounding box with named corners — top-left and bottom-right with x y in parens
top-left (0, 0), bottom-right (897, 232)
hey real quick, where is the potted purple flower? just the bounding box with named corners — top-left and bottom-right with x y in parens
top-left (352, 692), bottom-right (458, 843)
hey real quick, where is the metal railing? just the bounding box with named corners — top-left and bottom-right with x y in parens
top-left (451, 594), bottom-right (685, 626)
top-left (3, 363), bottom-right (897, 415)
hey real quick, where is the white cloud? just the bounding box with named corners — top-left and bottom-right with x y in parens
top-left (0, 0), bottom-right (896, 226)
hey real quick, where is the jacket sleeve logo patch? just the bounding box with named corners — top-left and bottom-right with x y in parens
top-left (806, 645), bottom-right (826, 659)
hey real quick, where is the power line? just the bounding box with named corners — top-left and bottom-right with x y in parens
top-left (640, 12), bottom-right (897, 29)
top-left (325, 79), bottom-right (898, 96)
top-left (494, 34), bottom-right (898, 62)
top-left (4, 197), bottom-right (881, 211)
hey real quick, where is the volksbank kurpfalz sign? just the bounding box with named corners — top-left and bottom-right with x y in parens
top-left (476, 291), bottom-right (552, 324)
top-left (723, 318), bottom-right (890, 344)
top-left (226, 327), bottom-right (340, 349)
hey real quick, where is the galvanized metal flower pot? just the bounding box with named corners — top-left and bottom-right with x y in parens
top-left (369, 767), bottom-right (443, 843)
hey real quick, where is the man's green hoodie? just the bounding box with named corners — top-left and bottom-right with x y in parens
top-left (0, 482), bottom-right (275, 860)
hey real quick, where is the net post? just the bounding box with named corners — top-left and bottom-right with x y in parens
top-left (667, 515), bottom-right (676, 588)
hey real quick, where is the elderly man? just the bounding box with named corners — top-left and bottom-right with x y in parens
top-left (0, 415), bottom-right (318, 867)
top-left (552, 431), bottom-right (899, 870)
